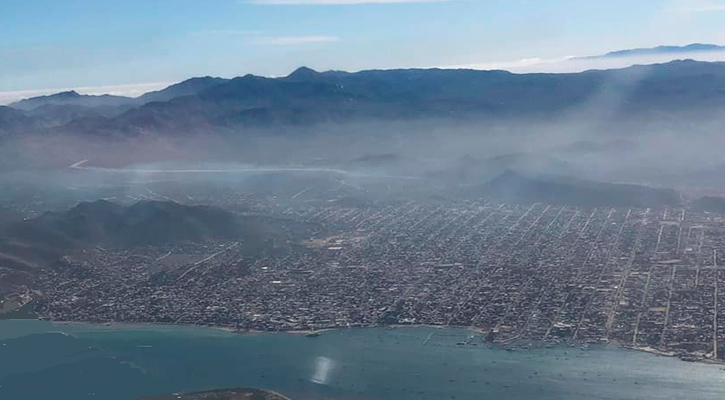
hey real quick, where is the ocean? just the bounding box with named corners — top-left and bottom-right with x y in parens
top-left (1, 320), bottom-right (724, 400)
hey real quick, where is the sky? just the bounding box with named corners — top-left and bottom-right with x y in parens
top-left (2, 0), bottom-right (725, 102)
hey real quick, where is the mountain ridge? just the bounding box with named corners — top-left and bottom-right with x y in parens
top-left (9, 91), bottom-right (135, 111)
top-left (576, 43), bottom-right (725, 60)
top-left (4, 59), bottom-right (725, 137)
top-left (65, 59), bottom-right (725, 136)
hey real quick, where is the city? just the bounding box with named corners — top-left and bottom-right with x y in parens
top-left (28, 200), bottom-right (725, 362)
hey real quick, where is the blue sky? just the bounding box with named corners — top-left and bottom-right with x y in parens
top-left (1, 0), bottom-right (725, 101)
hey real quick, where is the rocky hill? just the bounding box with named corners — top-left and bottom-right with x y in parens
top-left (0, 200), bottom-right (319, 268)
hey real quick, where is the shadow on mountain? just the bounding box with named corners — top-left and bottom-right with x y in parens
top-left (0, 200), bottom-right (319, 268)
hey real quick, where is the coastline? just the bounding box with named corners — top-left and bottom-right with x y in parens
top-left (47, 319), bottom-right (478, 337)
top-left (15, 317), bottom-right (725, 366)
top-left (138, 388), bottom-right (295, 400)
top-left (262, 389), bottom-right (294, 400)
top-left (8, 318), bottom-right (725, 365)
top-left (619, 342), bottom-right (725, 366)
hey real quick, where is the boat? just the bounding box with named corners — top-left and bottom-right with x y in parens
top-left (306, 331), bottom-right (321, 338)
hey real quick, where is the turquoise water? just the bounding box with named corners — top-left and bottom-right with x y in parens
top-left (2, 320), bottom-right (725, 400)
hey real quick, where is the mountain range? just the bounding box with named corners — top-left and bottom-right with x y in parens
top-left (9, 77), bottom-right (230, 111)
top-left (576, 43), bottom-right (725, 60)
top-left (3, 58), bottom-right (725, 137)
top-left (9, 90), bottom-right (135, 111)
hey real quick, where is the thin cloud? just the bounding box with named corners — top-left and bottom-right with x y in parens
top-left (442, 56), bottom-right (576, 72)
top-left (246, 0), bottom-right (453, 4)
top-left (0, 82), bottom-right (172, 105)
top-left (441, 49), bottom-right (725, 74)
top-left (189, 30), bottom-right (339, 46)
top-left (679, 5), bottom-right (725, 12)
top-left (250, 36), bottom-right (340, 45)
top-left (191, 30), bottom-right (265, 37)
top-left (673, 0), bottom-right (725, 12)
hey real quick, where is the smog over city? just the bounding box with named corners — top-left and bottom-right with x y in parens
top-left (4, 2), bottom-right (725, 400)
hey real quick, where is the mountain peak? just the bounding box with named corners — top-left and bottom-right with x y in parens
top-left (56, 90), bottom-right (80, 97)
top-left (68, 199), bottom-right (122, 215)
top-left (287, 66), bottom-right (319, 80)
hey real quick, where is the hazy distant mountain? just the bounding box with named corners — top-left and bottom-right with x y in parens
top-left (7, 78), bottom-right (230, 127)
top-left (137, 76), bottom-right (229, 103)
top-left (0, 207), bottom-right (21, 233)
top-left (4, 59), bottom-right (725, 138)
top-left (691, 196), bottom-right (725, 214)
top-left (9, 90), bottom-right (135, 111)
top-left (559, 140), bottom-right (637, 154)
top-left (576, 43), bottom-right (725, 60)
top-left (60, 60), bottom-right (725, 136)
top-left (3, 93), bottom-right (140, 130)
top-left (0, 106), bottom-right (37, 135)
top-left (348, 153), bottom-right (404, 167)
top-left (481, 171), bottom-right (681, 207)
top-left (2, 102), bottom-right (138, 131)
top-left (24, 103), bottom-right (138, 127)
top-left (433, 153), bottom-right (573, 184)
